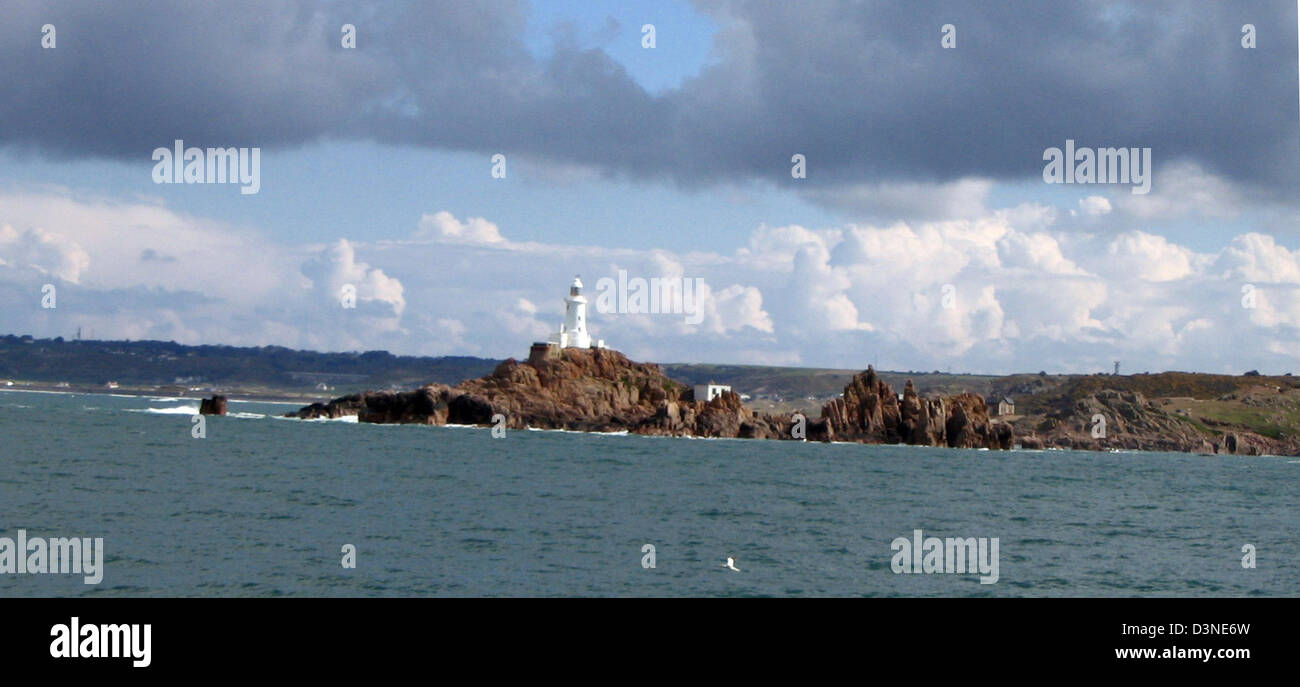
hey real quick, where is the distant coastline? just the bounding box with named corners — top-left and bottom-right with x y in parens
top-left (0, 382), bottom-right (305, 405)
top-left (0, 380), bottom-right (321, 405)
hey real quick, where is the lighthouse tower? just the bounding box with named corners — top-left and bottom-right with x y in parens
top-left (545, 276), bottom-right (606, 350)
top-left (560, 275), bottom-right (591, 348)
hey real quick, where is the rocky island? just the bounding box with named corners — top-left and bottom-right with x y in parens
top-left (288, 346), bottom-right (1014, 449)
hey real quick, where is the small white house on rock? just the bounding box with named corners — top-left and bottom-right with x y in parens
top-left (694, 382), bottom-right (731, 402)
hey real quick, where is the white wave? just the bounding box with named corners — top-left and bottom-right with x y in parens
top-left (128, 406), bottom-right (201, 415)
top-left (273, 414), bottom-right (358, 423)
top-left (522, 426), bottom-right (629, 436)
top-left (228, 412), bottom-right (266, 420)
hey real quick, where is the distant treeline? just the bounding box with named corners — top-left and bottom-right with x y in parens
top-left (0, 335), bottom-right (500, 392)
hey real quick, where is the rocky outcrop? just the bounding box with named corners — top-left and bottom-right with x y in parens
top-left (900, 380), bottom-right (945, 445)
top-left (820, 366), bottom-right (902, 443)
top-left (288, 352), bottom-right (1010, 449)
top-left (1012, 389), bottom-right (1298, 454)
top-left (818, 367), bottom-right (1011, 449)
top-left (1014, 390), bottom-right (1194, 452)
top-left (455, 348), bottom-right (791, 438)
top-left (639, 391), bottom-right (788, 439)
top-left (1219, 432), bottom-right (1286, 456)
top-left (289, 395), bottom-right (361, 420)
top-left (287, 384), bottom-right (496, 425)
top-left (945, 393), bottom-right (1014, 449)
top-left (199, 395), bottom-right (227, 415)
top-left (455, 349), bottom-right (672, 432)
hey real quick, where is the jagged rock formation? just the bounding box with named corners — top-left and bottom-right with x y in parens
top-left (820, 366), bottom-right (902, 442)
top-left (816, 368), bottom-right (1012, 449)
top-left (900, 380), bottom-right (946, 445)
top-left (639, 391), bottom-right (789, 439)
top-left (288, 353), bottom-right (1012, 450)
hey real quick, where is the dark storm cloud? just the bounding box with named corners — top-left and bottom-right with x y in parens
top-left (2, 0), bottom-right (1296, 194)
top-left (674, 0), bottom-right (1298, 194)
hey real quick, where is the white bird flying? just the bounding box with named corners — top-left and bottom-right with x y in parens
top-left (723, 556), bottom-right (740, 572)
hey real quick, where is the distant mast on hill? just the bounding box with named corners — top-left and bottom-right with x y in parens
top-left (533, 276), bottom-right (607, 362)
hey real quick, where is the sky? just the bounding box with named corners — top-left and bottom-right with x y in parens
top-left (1, 0), bottom-right (1298, 375)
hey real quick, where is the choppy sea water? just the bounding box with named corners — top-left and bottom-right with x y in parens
top-left (0, 389), bottom-right (1295, 597)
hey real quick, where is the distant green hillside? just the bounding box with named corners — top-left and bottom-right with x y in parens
top-left (0, 335), bottom-right (499, 393)
top-left (1013, 371), bottom-right (1300, 416)
top-left (661, 363), bottom-right (859, 399)
top-left (2, 335), bottom-right (1024, 402)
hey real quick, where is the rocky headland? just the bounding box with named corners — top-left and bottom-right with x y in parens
top-left (287, 348), bottom-right (1013, 449)
top-left (1010, 389), bottom-right (1298, 455)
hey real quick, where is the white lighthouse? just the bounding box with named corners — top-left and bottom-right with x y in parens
top-left (546, 276), bottom-right (606, 349)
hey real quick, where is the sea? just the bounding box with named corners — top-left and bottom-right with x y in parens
top-left (0, 389), bottom-right (1295, 597)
